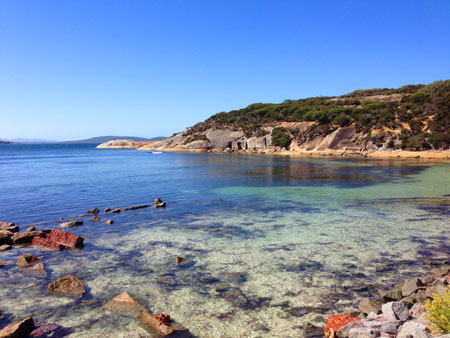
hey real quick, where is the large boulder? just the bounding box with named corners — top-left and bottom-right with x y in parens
top-left (401, 278), bottom-right (421, 297)
top-left (0, 231), bottom-right (13, 246)
top-left (397, 321), bottom-right (433, 338)
top-left (0, 317), bottom-right (34, 338)
top-left (381, 301), bottom-right (410, 321)
top-left (359, 300), bottom-right (381, 315)
top-left (48, 275), bottom-right (85, 297)
top-left (96, 139), bottom-right (138, 149)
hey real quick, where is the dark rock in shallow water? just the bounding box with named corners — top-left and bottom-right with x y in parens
top-left (222, 289), bottom-right (248, 307)
top-left (86, 208), bottom-right (99, 214)
top-left (104, 208), bottom-right (111, 213)
top-left (16, 254), bottom-right (41, 267)
top-left (0, 232), bottom-right (12, 246)
top-left (91, 217), bottom-right (102, 222)
top-left (0, 317), bottom-right (34, 337)
top-left (48, 275), bottom-right (85, 297)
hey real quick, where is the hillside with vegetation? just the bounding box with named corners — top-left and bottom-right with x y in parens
top-left (141, 80), bottom-right (450, 156)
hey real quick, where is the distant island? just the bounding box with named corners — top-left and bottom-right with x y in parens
top-left (0, 136), bottom-right (165, 145)
top-left (63, 136), bottom-right (165, 144)
top-left (100, 80), bottom-right (449, 159)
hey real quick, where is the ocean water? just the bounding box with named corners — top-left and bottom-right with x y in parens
top-left (0, 144), bottom-right (449, 337)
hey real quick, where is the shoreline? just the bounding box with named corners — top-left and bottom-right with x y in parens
top-left (134, 146), bottom-right (450, 160)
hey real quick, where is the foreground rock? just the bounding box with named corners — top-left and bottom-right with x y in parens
top-left (0, 231), bottom-right (13, 246)
top-left (0, 317), bottom-right (34, 338)
top-left (48, 275), bottom-right (85, 297)
top-left (0, 244), bottom-right (11, 251)
top-left (16, 254), bottom-right (40, 267)
top-left (104, 292), bottom-right (145, 317)
top-left (11, 231), bottom-right (46, 244)
top-left (59, 220), bottom-right (83, 228)
top-left (140, 310), bottom-right (190, 337)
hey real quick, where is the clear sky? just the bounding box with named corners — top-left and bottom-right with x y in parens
top-left (1, 1), bottom-right (449, 141)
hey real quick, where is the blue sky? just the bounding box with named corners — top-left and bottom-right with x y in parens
top-left (1, 1), bottom-right (449, 140)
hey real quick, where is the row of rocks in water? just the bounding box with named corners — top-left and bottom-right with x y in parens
top-left (0, 198), bottom-right (188, 337)
top-left (321, 264), bottom-right (450, 338)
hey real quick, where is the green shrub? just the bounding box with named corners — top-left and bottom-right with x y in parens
top-left (424, 287), bottom-right (450, 335)
top-left (334, 113), bottom-right (352, 127)
top-left (271, 127), bottom-right (291, 148)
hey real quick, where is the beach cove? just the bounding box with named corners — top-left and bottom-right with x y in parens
top-left (0, 144), bottom-right (449, 337)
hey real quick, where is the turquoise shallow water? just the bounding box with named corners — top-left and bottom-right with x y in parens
top-left (0, 145), bottom-right (449, 337)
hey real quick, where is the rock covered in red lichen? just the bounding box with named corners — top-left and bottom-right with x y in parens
top-left (324, 314), bottom-right (359, 338)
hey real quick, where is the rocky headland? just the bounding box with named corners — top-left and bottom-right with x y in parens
top-left (97, 80), bottom-right (450, 159)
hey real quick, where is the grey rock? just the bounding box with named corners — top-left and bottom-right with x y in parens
top-left (380, 321), bottom-right (401, 334)
top-left (390, 301), bottom-right (410, 321)
top-left (381, 302), bottom-right (397, 320)
top-left (59, 220), bottom-right (83, 228)
top-left (420, 275), bottom-right (434, 285)
top-left (349, 327), bottom-right (380, 338)
top-left (397, 321), bottom-right (433, 338)
top-left (402, 278), bottom-right (421, 297)
top-left (416, 289), bottom-right (428, 303)
top-left (222, 289), bottom-right (248, 307)
top-left (336, 321), bottom-right (361, 338)
top-left (359, 300), bottom-right (381, 315)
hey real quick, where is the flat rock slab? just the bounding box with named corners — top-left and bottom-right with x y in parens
top-left (120, 205), bottom-right (150, 211)
top-left (47, 229), bottom-right (84, 248)
top-left (0, 244), bottom-right (11, 251)
top-left (0, 317), bottom-right (34, 338)
top-left (48, 275), bottom-right (85, 297)
top-left (104, 292), bottom-right (146, 317)
top-left (59, 220), bottom-right (83, 228)
top-left (31, 236), bottom-right (65, 251)
top-left (139, 310), bottom-right (190, 337)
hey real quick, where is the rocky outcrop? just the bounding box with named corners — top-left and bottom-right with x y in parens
top-left (96, 139), bottom-right (138, 149)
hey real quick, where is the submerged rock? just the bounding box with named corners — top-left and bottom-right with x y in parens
top-left (29, 322), bottom-right (67, 337)
top-left (48, 275), bottom-right (85, 297)
top-left (16, 254), bottom-right (41, 267)
top-left (104, 292), bottom-right (145, 317)
top-left (0, 317), bottom-right (34, 338)
top-left (59, 220), bottom-right (83, 228)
